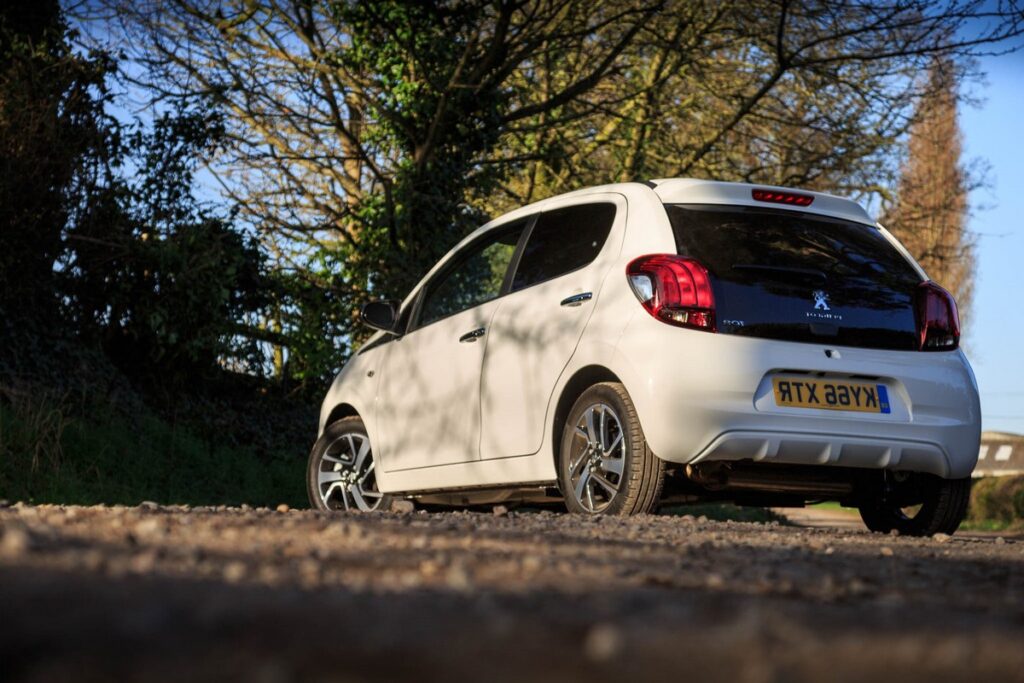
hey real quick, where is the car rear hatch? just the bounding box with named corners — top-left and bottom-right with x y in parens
top-left (664, 204), bottom-right (922, 351)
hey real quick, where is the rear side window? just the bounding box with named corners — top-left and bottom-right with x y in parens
top-left (665, 204), bottom-right (923, 350)
top-left (511, 203), bottom-right (615, 291)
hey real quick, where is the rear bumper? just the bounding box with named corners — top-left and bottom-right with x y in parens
top-left (690, 430), bottom-right (954, 478)
top-left (613, 315), bottom-right (981, 479)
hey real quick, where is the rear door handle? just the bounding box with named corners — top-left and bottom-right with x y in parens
top-left (560, 292), bottom-right (593, 307)
top-left (459, 327), bottom-right (486, 343)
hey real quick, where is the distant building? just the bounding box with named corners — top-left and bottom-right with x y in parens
top-left (974, 431), bottom-right (1024, 477)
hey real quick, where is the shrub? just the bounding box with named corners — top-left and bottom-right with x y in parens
top-left (0, 385), bottom-right (304, 507)
top-left (967, 476), bottom-right (1024, 528)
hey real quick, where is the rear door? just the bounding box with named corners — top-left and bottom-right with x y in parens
top-left (664, 205), bottom-right (923, 350)
top-left (479, 197), bottom-right (623, 460)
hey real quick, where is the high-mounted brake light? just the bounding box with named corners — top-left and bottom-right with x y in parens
top-left (915, 281), bottom-right (960, 351)
top-left (626, 255), bottom-right (715, 331)
top-left (751, 188), bottom-right (814, 207)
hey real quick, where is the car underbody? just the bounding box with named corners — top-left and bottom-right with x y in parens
top-left (403, 460), bottom-right (938, 513)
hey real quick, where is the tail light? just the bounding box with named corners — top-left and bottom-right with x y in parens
top-left (626, 254), bottom-right (715, 331)
top-left (915, 281), bottom-right (960, 351)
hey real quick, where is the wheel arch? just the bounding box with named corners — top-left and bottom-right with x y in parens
top-left (321, 402), bottom-right (361, 432)
top-left (550, 364), bottom-right (622, 474)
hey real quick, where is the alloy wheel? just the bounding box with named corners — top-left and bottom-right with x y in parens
top-left (316, 433), bottom-right (384, 511)
top-left (567, 403), bottom-right (626, 513)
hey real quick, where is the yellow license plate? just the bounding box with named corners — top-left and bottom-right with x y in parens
top-left (772, 378), bottom-right (891, 414)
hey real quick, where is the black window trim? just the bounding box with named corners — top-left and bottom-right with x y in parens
top-left (405, 215), bottom-right (538, 334)
top-left (356, 331), bottom-right (394, 355)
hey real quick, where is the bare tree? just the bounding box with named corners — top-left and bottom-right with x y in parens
top-left (88, 2), bottom-right (661, 279)
top-left (492, 1), bottom-right (1024, 212)
top-left (73, 0), bottom-right (1022, 375)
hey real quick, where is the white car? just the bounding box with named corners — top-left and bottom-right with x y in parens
top-left (307, 179), bottom-right (979, 536)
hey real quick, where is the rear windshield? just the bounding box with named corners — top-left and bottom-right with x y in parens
top-left (665, 205), bottom-right (923, 350)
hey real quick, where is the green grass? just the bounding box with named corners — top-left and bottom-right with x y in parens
top-left (810, 501), bottom-right (858, 513)
top-left (0, 395), bottom-right (306, 507)
top-left (661, 503), bottom-right (781, 524)
top-left (959, 518), bottom-right (1020, 532)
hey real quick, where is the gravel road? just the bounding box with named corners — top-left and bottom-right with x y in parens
top-left (2, 503), bottom-right (1023, 682)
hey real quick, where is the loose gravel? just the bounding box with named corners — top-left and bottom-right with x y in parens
top-left (1, 503), bottom-right (1023, 682)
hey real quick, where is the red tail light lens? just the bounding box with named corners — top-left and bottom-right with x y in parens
top-left (751, 189), bottom-right (814, 207)
top-left (915, 281), bottom-right (960, 351)
top-left (626, 254), bottom-right (715, 331)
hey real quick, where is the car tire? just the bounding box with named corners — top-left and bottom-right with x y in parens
top-left (858, 475), bottom-right (971, 536)
top-left (559, 382), bottom-right (664, 515)
top-left (307, 417), bottom-right (393, 512)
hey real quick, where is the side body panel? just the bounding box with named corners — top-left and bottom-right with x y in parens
top-left (362, 183), bottom-right (667, 493)
top-left (317, 347), bottom-right (383, 458)
top-left (376, 298), bottom-right (504, 471)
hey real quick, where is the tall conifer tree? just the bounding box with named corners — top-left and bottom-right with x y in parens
top-left (885, 59), bottom-right (974, 329)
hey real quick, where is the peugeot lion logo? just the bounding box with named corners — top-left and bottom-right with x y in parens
top-left (813, 290), bottom-right (830, 311)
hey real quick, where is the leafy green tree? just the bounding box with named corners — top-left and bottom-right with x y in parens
top-left (0, 3), bottom-right (271, 388)
top-left (882, 58), bottom-right (976, 330)
top-left (0, 3), bottom-right (311, 507)
top-left (493, 2), bottom-right (1019, 212)
top-left (66, 108), bottom-right (268, 385)
top-left (0, 1), bottom-right (115, 326)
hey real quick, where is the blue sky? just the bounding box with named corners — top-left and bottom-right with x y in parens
top-left (960, 51), bottom-right (1024, 433)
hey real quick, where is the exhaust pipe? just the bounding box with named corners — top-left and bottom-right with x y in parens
top-left (686, 462), bottom-right (854, 497)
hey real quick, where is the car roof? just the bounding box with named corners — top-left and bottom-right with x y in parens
top-left (649, 178), bottom-right (875, 226)
top-left (396, 179), bottom-right (875, 312)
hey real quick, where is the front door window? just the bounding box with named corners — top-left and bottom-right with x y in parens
top-left (416, 222), bottom-right (526, 328)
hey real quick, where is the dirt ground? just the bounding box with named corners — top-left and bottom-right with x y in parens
top-left (1, 503), bottom-right (1023, 683)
